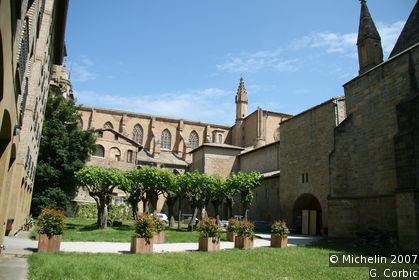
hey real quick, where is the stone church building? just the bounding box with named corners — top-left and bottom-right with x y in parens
top-left (77, 1), bottom-right (419, 251)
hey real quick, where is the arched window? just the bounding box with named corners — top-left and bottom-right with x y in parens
top-left (110, 147), bottom-right (121, 161)
top-left (132, 124), bottom-right (143, 144)
top-left (189, 131), bottom-right (199, 150)
top-left (103, 121), bottom-right (113, 129)
top-left (94, 144), bottom-right (105, 157)
top-left (161, 129), bottom-right (171, 150)
top-left (18, 17), bottom-right (29, 80)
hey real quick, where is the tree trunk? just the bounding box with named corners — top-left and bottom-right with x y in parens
top-left (142, 197), bottom-right (149, 213)
top-left (212, 200), bottom-right (221, 226)
top-left (167, 197), bottom-right (176, 228)
top-left (93, 196), bottom-right (100, 226)
top-left (129, 198), bottom-right (139, 220)
top-left (146, 191), bottom-right (159, 213)
top-left (98, 196), bottom-right (108, 229)
top-left (177, 198), bottom-right (182, 230)
top-left (227, 197), bottom-right (234, 219)
top-left (242, 202), bottom-right (248, 220)
top-left (188, 206), bottom-right (198, 231)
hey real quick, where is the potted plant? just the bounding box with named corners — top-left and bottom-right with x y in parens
top-left (37, 208), bottom-right (65, 252)
top-left (151, 215), bottom-right (165, 244)
top-left (23, 215), bottom-right (34, 231)
top-left (271, 220), bottom-right (289, 248)
top-left (226, 218), bottom-right (239, 242)
top-left (196, 218), bottom-right (220, 252)
top-left (235, 220), bottom-right (254, 249)
top-left (131, 213), bottom-right (156, 253)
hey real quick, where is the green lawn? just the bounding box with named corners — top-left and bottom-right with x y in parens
top-left (31, 218), bottom-right (225, 243)
top-left (27, 239), bottom-right (401, 280)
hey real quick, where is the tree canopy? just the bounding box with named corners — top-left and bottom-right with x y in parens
top-left (31, 93), bottom-right (96, 215)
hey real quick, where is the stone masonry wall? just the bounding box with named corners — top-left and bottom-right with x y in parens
top-left (280, 98), bottom-right (345, 232)
top-left (329, 45), bottom-right (419, 242)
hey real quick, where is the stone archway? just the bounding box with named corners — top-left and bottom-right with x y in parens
top-left (293, 193), bottom-right (322, 235)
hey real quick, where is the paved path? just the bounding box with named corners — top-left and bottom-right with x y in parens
top-left (3, 233), bottom-right (319, 254)
top-left (0, 231), bottom-right (319, 280)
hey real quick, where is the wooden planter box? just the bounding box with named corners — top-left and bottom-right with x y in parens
top-left (198, 237), bottom-right (220, 252)
top-left (131, 237), bottom-right (153, 253)
top-left (38, 234), bottom-right (61, 252)
top-left (152, 231), bottom-right (165, 244)
top-left (235, 236), bottom-right (253, 249)
top-left (271, 235), bottom-right (288, 248)
top-left (226, 231), bottom-right (237, 242)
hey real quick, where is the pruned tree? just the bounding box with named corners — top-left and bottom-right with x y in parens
top-left (120, 168), bottom-right (147, 219)
top-left (227, 172), bottom-right (263, 220)
top-left (177, 171), bottom-right (205, 231)
top-left (137, 167), bottom-right (168, 213)
top-left (208, 175), bottom-right (226, 226)
top-left (159, 170), bottom-right (178, 227)
top-left (75, 167), bottom-right (126, 229)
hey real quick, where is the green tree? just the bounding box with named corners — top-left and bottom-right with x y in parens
top-left (120, 168), bottom-right (147, 219)
top-left (177, 171), bottom-right (206, 231)
top-left (31, 94), bottom-right (96, 215)
top-left (227, 172), bottom-right (263, 219)
top-left (208, 175), bottom-right (226, 225)
top-left (75, 167), bottom-right (126, 229)
top-left (159, 170), bottom-right (179, 227)
top-left (138, 167), bottom-right (169, 214)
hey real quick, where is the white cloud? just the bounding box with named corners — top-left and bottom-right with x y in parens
top-left (74, 88), bottom-right (235, 125)
top-left (377, 21), bottom-right (405, 56)
top-left (216, 49), bottom-right (300, 73)
top-left (289, 21), bottom-right (405, 58)
top-left (68, 55), bottom-right (97, 82)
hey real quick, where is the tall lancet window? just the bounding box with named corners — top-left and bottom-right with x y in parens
top-left (189, 131), bottom-right (199, 150)
top-left (161, 129), bottom-right (171, 150)
top-left (132, 124), bottom-right (143, 144)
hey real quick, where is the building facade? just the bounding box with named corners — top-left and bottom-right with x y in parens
top-left (75, 1), bottom-right (418, 251)
top-left (0, 0), bottom-right (69, 248)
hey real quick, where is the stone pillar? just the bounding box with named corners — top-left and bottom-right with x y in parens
top-left (120, 113), bottom-right (127, 135)
top-left (89, 109), bottom-right (96, 129)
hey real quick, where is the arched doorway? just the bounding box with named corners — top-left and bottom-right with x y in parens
top-left (293, 193), bottom-right (322, 235)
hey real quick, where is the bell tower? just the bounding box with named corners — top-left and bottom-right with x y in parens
top-left (357, 0), bottom-right (383, 75)
top-left (235, 77), bottom-right (248, 121)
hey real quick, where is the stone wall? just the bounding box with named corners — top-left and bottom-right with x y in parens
top-left (329, 44), bottom-right (419, 249)
top-left (189, 144), bottom-right (243, 177)
top-left (239, 141), bottom-right (280, 173)
top-left (280, 98), bottom-right (345, 233)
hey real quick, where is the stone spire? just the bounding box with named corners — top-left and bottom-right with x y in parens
top-left (357, 0), bottom-right (383, 75)
top-left (389, 1), bottom-right (419, 58)
top-left (235, 77), bottom-right (248, 121)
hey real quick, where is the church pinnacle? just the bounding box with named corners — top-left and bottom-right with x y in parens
top-left (357, 0), bottom-right (383, 75)
top-left (235, 77), bottom-right (248, 121)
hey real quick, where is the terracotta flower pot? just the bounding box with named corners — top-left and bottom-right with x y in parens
top-left (131, 236), bottom-right (153, 253)
top-left (226, 231), bottom-right (237, 242)
top-left (152, 231), bottom-right (165, 244)
top-left (38, 234), bottom-right (61, 252)
top-left (235, 236), bottom-right (253, 249)
top-left (198, 237), bottom-right (220, 252)
top-left (271, 235), bottom-right (288, 248)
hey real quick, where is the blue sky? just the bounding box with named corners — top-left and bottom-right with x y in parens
top-left (66, 0), bottom-right (415, 125)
